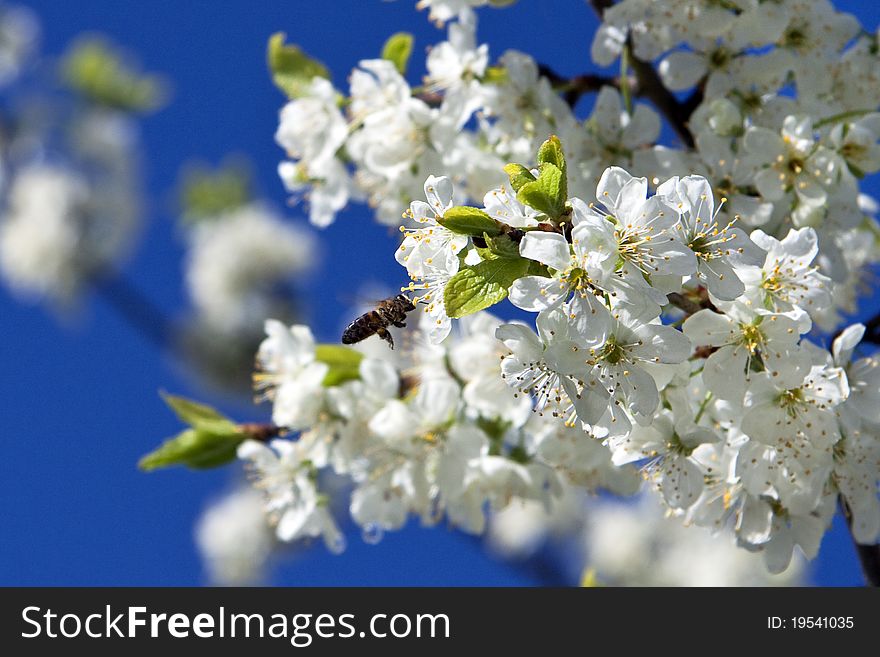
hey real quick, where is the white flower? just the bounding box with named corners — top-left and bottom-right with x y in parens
top-left (829, 113), bottom-right (880, 178)
top-left (736, 227), bottom-right (832, 330)
top-left (833, 324), bottom-right (880, 433)
top-left (829, 324), bottom-right (880, 544)
top-left (496, 308), bottom-right (598, 427)
top-left (254, 321), bottom-right (329, 430)
top-left (530, 418), bottom-right (640, 494)
top-left (185, 204), bottom-right (315, 333)
top-left (0, 165), bottom-right (87, 303)
top-left (238, 439), bottom-right (344, 552)
top-left (744, 116), bottom-right (841, 219)
top-left (585, 86), bottom-right (660, 169)
top-left (581, 306), bottom-right (692, 432)
top-left (446, 312), bottom-right (533, 426)
top-left (425, 8), bottom-right (488, 91)
top-left (607, 409), bottom-right (717, 509)
top-left (742, 366), bottom-right (848, 451)
top-left (587, 167), bottom-right (696, 308)
top-left (195, 487), bottom-right (274, 586)
top-left (396, 175), bottom-right (467, 278)
top-left (682, 306), bottom-right (809, 402)
top-left (482, 181), bottom-right (540, 228)
top-left (658, 174), bottom-right (765, 300)
top-left (275, 77), bottom-right (348, 175)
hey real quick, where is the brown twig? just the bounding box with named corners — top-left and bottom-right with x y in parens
top-left (537, 64), bottom-right (624, 108)
top-left (237, 423), bottom-right (285, 442)
top-left (626, 42), bottom-right (696, 148)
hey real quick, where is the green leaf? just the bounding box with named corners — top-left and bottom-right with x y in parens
top-left (483, 232), bottom-right (521, 259)
top-left (517, 162), bottom-right (565, 218)
top-left (381, 32), bottom-right (414, 75)
top-left (516, 180), bottom-right (556, 218)
top-left (179, 160), bottom-right (252, 222)
top-left (536, 135), bottom-right (567, 202)
top-left (159, 392), bottom-right (235, 431)
top-left (138, 427), bottom-right (244, 472)
top-left (61, 38), bottom-right (167, 111)
top-left (140, 393), bottom-right (244, 471)
top-left (315, 344), bottom-right (364, 386)
top-left (437, 206), bottom-right (502, 237)
top-left (537, 135), bottom-right (565, 171)
top-left (267, 32), bottom-right (330, 99)
top-left (503, 163), bottom-right (536, 192)
top-left (444, 257), bottom-right (530, 318)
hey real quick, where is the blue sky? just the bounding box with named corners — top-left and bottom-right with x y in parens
top-left (1, 0), bottom-right (876, 586)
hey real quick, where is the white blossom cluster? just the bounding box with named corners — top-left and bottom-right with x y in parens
top-left (275, 2), bottom-right (880, 328)
top-left (239, 309), bottom-right (641, 555)
top-left (0, 10), bottom-right (147, 307)
top-left (243, 0), bottom-right (880, 576)
top-left (486, 493), bottom-right (805, 586)
top-left (244, 162), bottom-right (878, 572)
top-left (184, 203), bottom-right (316, 335)
top-left (0, 2), bottom-right (37, 88)
top-left (195, 486), bottom-right (275, 586)
top-left (0, 113), bottom-right (143, 306)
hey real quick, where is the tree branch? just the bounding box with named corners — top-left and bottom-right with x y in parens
top-left (92, 270), bottom-right (176, 352)
top-left (839, 496), bottom-right (880, 587)
top-left (858, 311), bottom-right (880, 345)
top-left (586, 0), bottom-right (700, 147)
top-left (537, 64), bottom-right (624, 108)
top-left (626, 42), bottom-right (696, 148)
top-left (588, 0), bottom-right (615, 14)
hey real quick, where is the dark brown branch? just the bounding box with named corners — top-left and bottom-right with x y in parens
top-left (839, 496), bottom-right (880, 587)
top-left (93, 270), bottom-right (176, 352)
top-left (588, 0), bottom-right (615, 14)
top-left (667, 292), bottom-right (705, 316)
top-left (237, 423), bottom-right (285, 442)
top-left (587, 0), bottom-right (701, 147)
top-left (859, 312), bottom-right (880, 345)
top-left (627, 43), bottom-right (696, 148)
top-left (537, 64), bottom-right (624, 108)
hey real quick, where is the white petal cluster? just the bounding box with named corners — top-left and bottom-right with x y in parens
top-left (0, 109), bottom-right (144, 306)
top-left (248, 0), bottom-right (880, 576)
top-left (584, 495), bottom-right (804, 587)
top-left (195, 487), bottom-right (274, 586)
top-left (239, 311), bottom-right (638, 549)
top-left (0, 4), bottom-right (38, 87)
top-left (185, 204), bottom-right (316, 334)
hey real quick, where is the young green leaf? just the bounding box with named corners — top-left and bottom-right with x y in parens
top-left (315, 344), bottom-right (364, 386)
top-left (443, 257), bottom-right (530, 318)
top-left (437, 206), bottom-right (503, 236)
top-left (536, 135), bottom-right (567, 202)
top-left (138, 427), bottom-right (244, 472)
top-left (61, 38), bottom-right (167, 112)
top-left (267, 32), bottom-right (330, 99)
top-left (516, 163), bottom-right (565, 219)
top-left (159, 392), bottom-right (235, 431)
top-left (381, 32), bottom-right (414, 75)
top-left (503, 163), bottom-right (536, 192)
top-left (482, 232), bottom-right (521, 259)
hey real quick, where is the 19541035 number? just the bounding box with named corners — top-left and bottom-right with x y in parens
top-left (768, 617), bottom-right (855, 629)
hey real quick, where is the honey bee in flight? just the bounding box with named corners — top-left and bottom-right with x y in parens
top-left (341, 293), bottom-right (416, 349)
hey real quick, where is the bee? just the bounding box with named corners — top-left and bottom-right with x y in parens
top-left (341, 293), bottom-right (416, 349)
